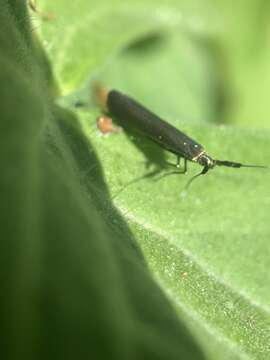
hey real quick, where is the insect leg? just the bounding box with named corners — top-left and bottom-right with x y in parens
top-left (175, 157), bottom-right (187, 174)
top-left (183, 158), bottom-right (187, 173)
top-left (165, 156), bottom-right (187, 173)
top-left (152, 160), bottom-right (188, 182)
top-left (176, 156), bottom-right (181, 168)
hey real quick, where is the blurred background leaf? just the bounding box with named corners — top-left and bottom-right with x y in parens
top-left (38, 0), bottom-right (270, 128)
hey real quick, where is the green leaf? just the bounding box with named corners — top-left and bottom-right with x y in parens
top-left (39, 0), bottom-right (270, 128)
top-left (199, 0), bottom-right (270, 128)
top-left (3, 0), bottom-right (270, 359)
top-left (78, 103), bottom-right (270, 359)
top-left (37, 1), bottom-right (182, 92)
top-left (1, 1), bottom-right (205, 359)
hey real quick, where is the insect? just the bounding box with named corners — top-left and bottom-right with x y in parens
top-left (96, 86), bottom-right (268, 188)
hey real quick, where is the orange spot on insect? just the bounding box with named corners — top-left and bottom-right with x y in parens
top-left (97, 116), bottom-right (122, 135)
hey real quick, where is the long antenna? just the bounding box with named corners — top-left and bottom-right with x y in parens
top-left (215, 160), bottom-right (270, 169)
